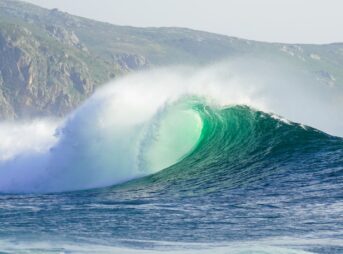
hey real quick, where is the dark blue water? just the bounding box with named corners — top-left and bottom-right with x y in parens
top-left (0, 107), bottom-right (342, 253)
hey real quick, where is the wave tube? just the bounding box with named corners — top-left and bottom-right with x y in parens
top-left (0, 60), bottom-right (342, 193)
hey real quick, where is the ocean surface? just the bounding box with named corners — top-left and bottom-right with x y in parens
top-left (0, 68), bottom-right (342, 253)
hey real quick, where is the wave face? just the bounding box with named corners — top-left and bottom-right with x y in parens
top-left (130, 103), bottom-right (343, 195)
top-left (0, 64), bottom-right (342, 253)
top-left (0, 62), bottom-right (342, 193)
top-left (0, 102), bottom-right (341, 253)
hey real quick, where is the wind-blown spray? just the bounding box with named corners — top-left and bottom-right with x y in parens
top-left (0, 60), bottom-right (342, 193)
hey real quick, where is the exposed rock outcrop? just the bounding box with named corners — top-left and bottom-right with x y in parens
top-left (0, 0), bottom-right (342, 119)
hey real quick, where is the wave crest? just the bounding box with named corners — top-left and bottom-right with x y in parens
top-left (0, 62), bottom-right (342, 193)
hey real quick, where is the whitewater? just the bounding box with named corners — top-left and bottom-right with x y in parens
top-left (0, 60), bottom-right (342, 253)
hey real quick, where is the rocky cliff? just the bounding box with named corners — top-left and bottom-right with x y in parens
top-left (0, 0), bottom-right (342, 119)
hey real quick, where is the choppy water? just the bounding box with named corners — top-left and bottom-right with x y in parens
top-left (1, 103), bottom-right (342, 253)
top-left (1, 64), bottom-right (343, 253)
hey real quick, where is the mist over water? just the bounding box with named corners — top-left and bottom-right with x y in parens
top-left (0, 59), bottom-right (342, 193)
top-left (0, 59), bottom-right (342, 254)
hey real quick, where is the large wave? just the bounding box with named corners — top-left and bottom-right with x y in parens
top-left (0, 60), bottom-right (342, 193)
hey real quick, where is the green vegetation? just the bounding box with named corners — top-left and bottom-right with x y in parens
top-left (0, 0), bottom-right (342, 118)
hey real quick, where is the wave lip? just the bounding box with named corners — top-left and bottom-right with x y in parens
top-left (1, 95), bottom-right (342, 194)
top-left (0, 96), bottom-right (205, 193)
top-left (123, 104), bottom-right (343, 196)
top-left (0, 63), bottom-right (342, 194)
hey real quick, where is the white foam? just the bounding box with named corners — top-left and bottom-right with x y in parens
top-left (0, 59), bottom-right (342, 193)
top-left (0, 120), bottom-right (59, 161)
top-left (0, 239), bottom-right (316, 254)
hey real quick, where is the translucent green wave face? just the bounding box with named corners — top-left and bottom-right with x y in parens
top-left (127, 101), bottom-right (343, 197)
top-left (142, 99), bottom-right (204, 172)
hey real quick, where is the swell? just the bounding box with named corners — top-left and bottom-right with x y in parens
top-left (118, 104), bottom-right (343, 195)
top-left (0, 63), bottom-right (342, 194)
top-left (0, 96), bottom-right (342, 194)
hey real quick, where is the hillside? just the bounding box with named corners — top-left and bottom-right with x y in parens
top-left (0, 0), bottom-right (342, 119)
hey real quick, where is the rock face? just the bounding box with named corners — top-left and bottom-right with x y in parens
top-left (0, 1), bottom-right (151, 119)
top-left (115, 53), bottom-right (149, 71)
top-left (45, 24), bottom-right (87, 51)
top-left (0, 0), bottom-right (342, 119)
top-left (0, 24), bottom-right (98, 118)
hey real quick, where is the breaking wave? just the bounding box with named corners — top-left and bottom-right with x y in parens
top-left (0, 62), bottom-right (342, 193)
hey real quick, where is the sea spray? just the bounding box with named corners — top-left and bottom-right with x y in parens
top-left (0, 60), bottom-right (342, 193)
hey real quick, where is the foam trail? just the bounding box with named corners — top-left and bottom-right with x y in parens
top-left (0, 240), bottom-right (315, 254)
top-left (0, 59), bottom-right (342, 193)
